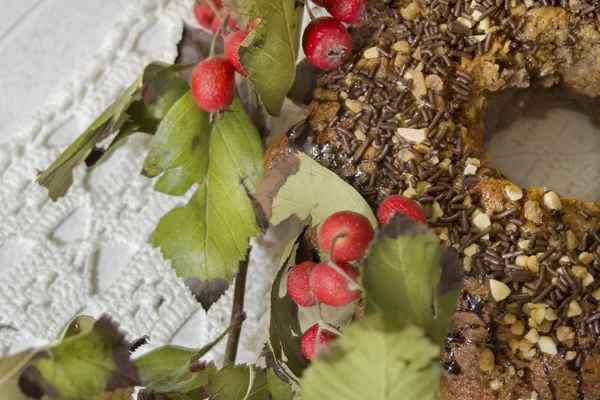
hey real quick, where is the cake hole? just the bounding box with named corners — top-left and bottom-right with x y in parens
top-left (484, 87), bottom-right (600, 201)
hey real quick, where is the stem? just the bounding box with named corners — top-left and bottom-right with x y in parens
top-left (315, 323), bottom-right (323, 354)
top-left (318, 320), bottom-right (344, 336)
top-left (224, 251), bottom-right (250, 364)
top-left (203, 0), bottom-right (224, 22)
top-left (209, 12), bottom-right (230, 57)
top-left (305, 1), bottom-right (316, 20)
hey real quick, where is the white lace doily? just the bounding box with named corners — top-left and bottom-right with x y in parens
top-left (0, 0), bottom-right (284, 364)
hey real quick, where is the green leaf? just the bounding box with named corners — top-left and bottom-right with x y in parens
top-left (18, 316), bottom-right (139, 399)
top-left (300, 315), bottom-right (441, 400)
top-left (88, 388), bottom-right (136, 400)
top-left (222, 0), bottom-right (303, 117)
top-left (143, 91), bottom-right (211, 196)
top-left (266, 368), bottom-right (294, 400)
top-left (252, 152), bottom-right (376, 232)
top-left (135, 346), bottom-right (213, 394)
top-left (151, 95), bottom-right (264, 282)
top-left (89, 70), bottom-right (190, 167)
top-left (37, 62), bottom-right (189, 200)
top-left (204, 364), bottom-right (270, 400)
top-left (268, 256), bottom-right (309, 380)
top-left (0, 350), bottom-right (37, 400)
top-left (265, 217), bottom-right (311, 381)
top-left (138, 390), bottom-right (194, 400)
top-left (60, 315), bottom-right (96, 340)
top-left (362, 215), bottom-right (463, 344)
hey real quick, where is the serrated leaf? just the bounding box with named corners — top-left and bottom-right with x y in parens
top-left (88, 70), bottom-right (190, 167)
top-left (300, 315), bottom-right (441, 400)
top-left (0, 350), bottom-right (38, 400)
top-left (37, 62), bottom-right (190, 200)
top-left (151, 95), bottom-right (264, 282)
top-left (60, 315), bottom-right (96, 340)
top-left (136, 316), bottom-right (235, 394)
top-left (222, 0), bottom-right (303, 117)
top-left (18, 316), bottom-right (139, 399)
top-left (252, 152), bottom-right (376, 231)
top-left (204, 364), bottom-right (270, 400)
top-left (266, 368), bottom-right (294, 400)
top-left (143, 91), bottom-right (211, 196)
top-left (185, 277), bottom-right (229, 311)
top-left (134, 347), bottom-right (213, 394)
top-left (362, 214), bottom-right (463, 345)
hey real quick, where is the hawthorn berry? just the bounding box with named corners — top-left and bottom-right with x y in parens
top-left (302, 17), bottom-right (352, 71)
top-left (191, 56), bottom-right (235, 113)
top-left (225, 30), bottom-right (250, 76)
top-left (287, 261), bottom-right (317, 307)
top-left (300, 323), bottom-right (338, 360)
top-left (325, 0), bottom-right (370, 24)
top-left (377, 195), bottom-right (428, 227)
top-left (193, 0), bottom-right (223, 33)
top-left (309, 261), bottom-right (361, 306)
top-left (319, 211), bottom-right (374, 262)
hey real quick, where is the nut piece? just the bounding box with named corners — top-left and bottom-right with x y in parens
top-left (479, 348), bottom-right (495, 372)
top-left (538, 336), bottom-right (558, 355)
top-left (511, 321), bottom-right (525, 335)
top-left (397, 127), bottom-right (427, 143)
top-left (531, 308), bottom-right (545, 325)
top-left (544, 307), bottom-right (558, 321)
top-left (504, 313), bottom-right (517, 325)
top-left (524, 201), bottom-right (543, 224)
top-left (505, 184), bottom-right (523, 201)
top-left (363, 47), bottom-right (379, 59)
top-left (473, 213), bottom-right (491, 230)
top-left (464, 163), bottom-right (478, 176)
top-left (543, 191), bottom-right (562, 211)
top-left (579, 252), bottom-right (593, 264)
top-left (567, 300), bottom-right (583, 317)
top-left (557, 326), bottom-right (575, 342)
top-left (524, 328), bottom-right (540, 344)
top-left (490, 279), bottom-right (511, 301)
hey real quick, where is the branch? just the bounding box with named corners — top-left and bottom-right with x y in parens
top-left (224, 250), bottom-right (250, 364)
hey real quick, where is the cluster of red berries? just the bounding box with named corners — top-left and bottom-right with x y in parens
top-left (302, 0), bottom-right (371, 71)
top-left (288, 194), bottom-right (426, 360)
top-left (191, 1), bottom-right (259, 113)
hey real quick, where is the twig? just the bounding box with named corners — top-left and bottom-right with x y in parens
top-left (305, 1), bottom-right (317, 20)
top-left (203, 0), bottom-right (224, 22)
top-left (210, 12), bottom-right (230, 57)
top-left (327, 234), bottom-right (363, 291)
top-left (224, 250), bottom-right (250, 364)
top-left (318, 320), bottom-right (344, 336)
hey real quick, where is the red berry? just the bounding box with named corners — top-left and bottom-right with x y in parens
top-left (325, 0), bottom-right (370, 24)
top-left (191, 57), bottom-right (235, 113)
top-left (300, 323), bottom-right (338, 360)
top-left (193, 0), bottom-right (223, 32)
top-left (309, 261), bottom-right (361, 306)
top-left (377, 195), bottom-right (427, 227)
top-left (225, 30), bottom-right (250, 76)
top-left (311, 0), bottom-right (326, 5)
top-left (287, 261), bottom-right (317, 307)
top-left (319, 211), bottom-right (374, 262)
top-left (302, 17), bottom-right (352, 71)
